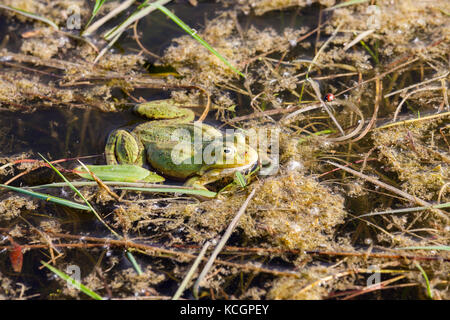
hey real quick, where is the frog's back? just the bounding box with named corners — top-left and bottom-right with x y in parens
top-left (136, 123), bottom-right (222, 180)
top-left (135, 123), bottom-right (222, 144)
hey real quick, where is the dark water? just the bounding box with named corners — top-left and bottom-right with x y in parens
top-left (0, 107), bottom-right (142, 162)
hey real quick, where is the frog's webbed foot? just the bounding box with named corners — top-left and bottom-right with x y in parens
top-left (105, 129), bottom-right (144, 166)
top-left (184, 168), bottom-right (226, 191)
top-left (184, 176), bottom-right (211, 191)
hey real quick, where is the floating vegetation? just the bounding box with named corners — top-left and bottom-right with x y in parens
top-left (0, 0), bottom-right (449, 300)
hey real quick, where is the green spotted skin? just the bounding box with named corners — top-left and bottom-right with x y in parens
top-left (105, 99), bottom-right (259, 188)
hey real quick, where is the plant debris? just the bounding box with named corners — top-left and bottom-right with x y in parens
top-left (0, 0), bottom-right (449, 300)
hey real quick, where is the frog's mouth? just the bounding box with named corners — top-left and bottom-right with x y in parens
top-left (214, 146), bottom-right (259, 175)
top-left (216, 158), bottom-right (258, 176)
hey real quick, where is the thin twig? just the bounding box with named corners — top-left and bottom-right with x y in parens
top-left (325, 161), bottom-right (449, 222)
top-left (132, 19), bottom-right (161, 59)
top-left (193, 187), bottom-right (258, 298)
top-left (384, 72), bottom-right (449, 98)
top-left (393, 86), bottom-right (444, 121)
top-left (172, 240), bottom-right (212, 300)
top-left (350, 76), bottom-right (381, 142)
top-left (82, 0), bottom-right (136, 36)
top-left (308, 78), bottom-right (345, 136)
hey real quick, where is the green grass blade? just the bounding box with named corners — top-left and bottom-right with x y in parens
top-left (82, 0), bottom-right (136, 36)
top-left (31, 181), bottom-right (216, 197)
top-left (359, 39), bottom-right (379, 65)
top-left (103, 0), bottom-right (171, 40)
top-left (395, 245), bottom-right (450, 251)
top-left (0, 183), bottom-right (90, 211)
top-left (154, 3), bottom-right (244, 77)
top-left (101, 0), bottom-right (243, 77)
top-left (234, 172), bottom-right (247, 188)
top-left (41, 261), bottom-right (103, 300)
top-left (93, 0), bottom-right (108, 15)
top-left (415, 262), bottom-right (433, 299)
top-left (85, 0), bottom-right (108, 29)
top-left (126, 251), bottom-right (143, 275)
top-left (119, 186), bottom-right (216, 198)
top-left (38, 154), bottom-right (120, 237)
top-left (0, 4), bottom-right (58, 29)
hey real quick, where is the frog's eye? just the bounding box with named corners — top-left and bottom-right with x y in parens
top-left (223, 146), bottom-right (236, 156)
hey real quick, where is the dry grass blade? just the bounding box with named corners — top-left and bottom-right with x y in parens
top-left (393, 86), bottom-right (444, 121)
top-left (376, 110), bottom-right (450, 130)
top-left (343, 29), bottom-right (375, 51)
top-left (325, 161), bottom-right (449, 222)
top-left (83, 0), bottom-right (136, 36)
top-left (324, 0), bottom-right (369, 11)
top-left (350, 77), bottom-right (381, 142)
top-left (384, 72), bottom-right (449, 98)
top-left (77, 160), bottom-right (120, 201)
top-left (172, 240), bottom-right (212, 300)
top-left (308, 78), bottom-right (345, 136)
top-left (0, 4), bottom-right (58, 29)
top-left (193, 186), bottom-right (258, 298)
top-left (103, 0), bottom-right (172, 41)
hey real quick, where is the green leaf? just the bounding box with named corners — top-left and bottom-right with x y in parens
top-left (415, 262), bottom-right (433, 299)
top-left (126, 251), bottom-right (143, 275)
top-left (154, 3), bottom-right (244, 78)
top-left (85, 0), bottom-right (108, 28)
top-left (234, 172), bottom-right (247, 188)
top-left (119, 186), bottom-right (216, 198)
top-left (74, 164), bottom-right (165, 183)
top-left (0, 4), bottom-right (58, 29)
top-left (0, 183), bottom-right (90, 211)
top-left (41, 261), bottom-right (103, 300)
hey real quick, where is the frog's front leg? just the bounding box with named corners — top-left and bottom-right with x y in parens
top-left (184, 169), bottom-right (224, 191)
top-left (105, 129), bottom-right (145, 166)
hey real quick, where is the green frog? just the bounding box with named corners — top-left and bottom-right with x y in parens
top-left (104, 99), bottom-right (258, 190)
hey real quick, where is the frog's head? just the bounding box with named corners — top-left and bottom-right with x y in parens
top-left (203, 133), bottom-right (258, 173)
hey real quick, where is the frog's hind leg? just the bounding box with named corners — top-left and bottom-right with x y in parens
top-left (105, 130), bottom-right (144, 166)
top-left (133, 99), bottom-right (195, 124)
